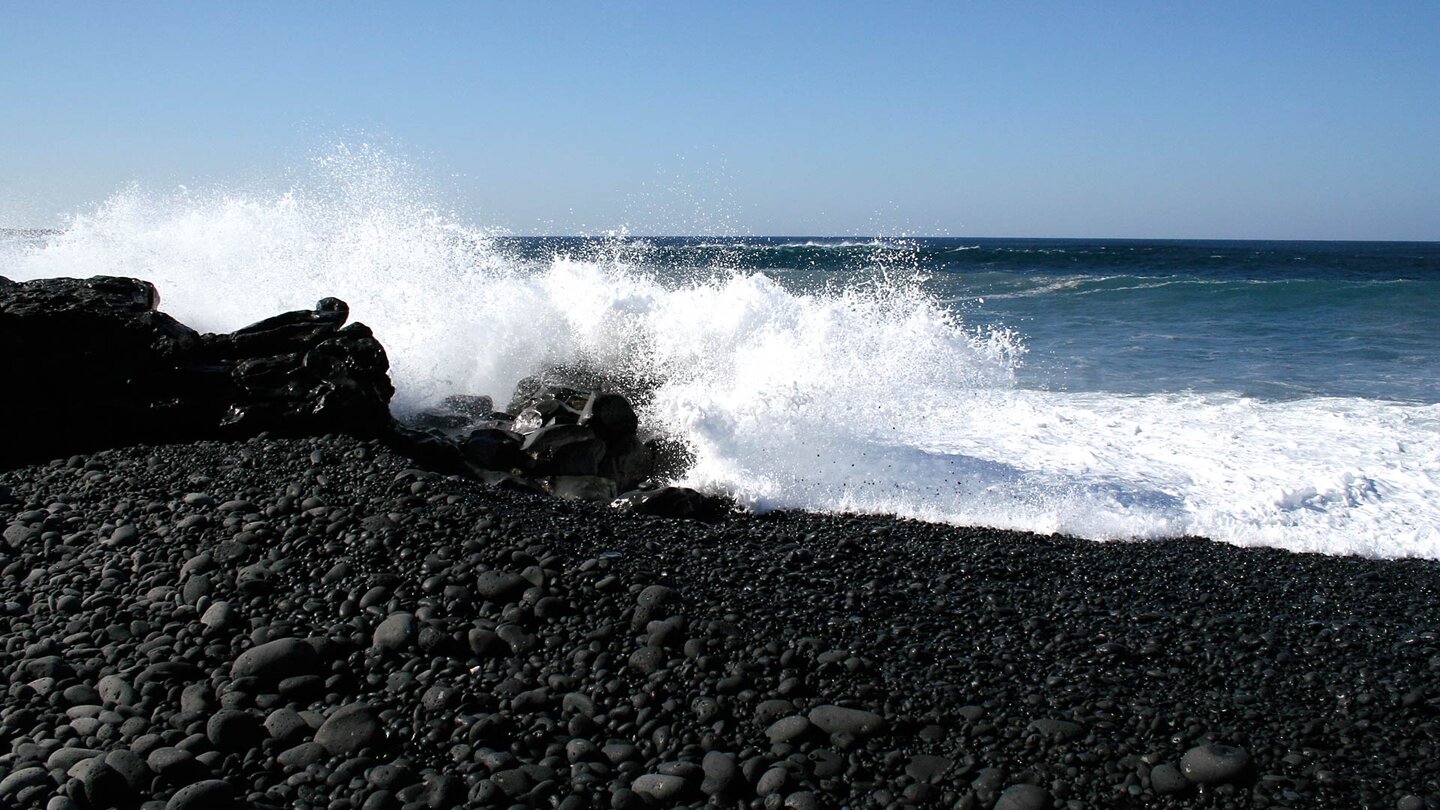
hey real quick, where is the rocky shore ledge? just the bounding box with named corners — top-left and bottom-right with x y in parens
top-left (1, 277), bottom-right (1438, 809)
top-left (0, 275), bottom-right (718, 520)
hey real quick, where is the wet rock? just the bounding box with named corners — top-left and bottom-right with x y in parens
top-left (580, 392), bottom-right (638, 440)
top-left (521, 424), bottom-right (607, 477)
top-left (1180, 743), bottom-right (1253, 786)
top-left (461, 428), bottom-right (523, 471)
top-left (613, 486), bottom-right (730, 520)
top-left (550, 475), bottom-right (618, 502)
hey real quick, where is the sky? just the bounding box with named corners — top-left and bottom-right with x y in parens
top-left (2, 1), bottom-right (1438, 239)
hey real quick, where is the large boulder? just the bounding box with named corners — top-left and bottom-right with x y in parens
top-left (0, 275), bottom-right (394, 468)
top-left (521, 423), bottom-right (607, 477)
top-left (612, 486), bottom-right (731, 521)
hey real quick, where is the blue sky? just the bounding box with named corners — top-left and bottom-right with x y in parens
top-left (2, 1), bottom-right (1437, 239)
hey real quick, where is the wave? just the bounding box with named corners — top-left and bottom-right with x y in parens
top-left (3, 146), bottom-right (1437, 558)
top-left (681, 238), bottom-right (911, 250)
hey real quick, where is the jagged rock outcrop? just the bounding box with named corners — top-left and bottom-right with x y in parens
top-left (0, 275), bottom-right (393, 468)
top-left (1, 274), bottom-right (724, 518)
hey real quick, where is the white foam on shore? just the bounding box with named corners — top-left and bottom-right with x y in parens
top-left (4, 147), bottom-right (1438, 558)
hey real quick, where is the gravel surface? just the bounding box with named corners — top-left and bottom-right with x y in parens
top-left (1, 434), bottom-right (1437, 809)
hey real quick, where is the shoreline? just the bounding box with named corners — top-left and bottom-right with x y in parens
top-left (2, 434), bottom-right (1437, 808)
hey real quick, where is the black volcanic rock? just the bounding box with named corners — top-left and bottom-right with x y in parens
top-left (613, 486), bottom-right (730, 520)
top-left (521, 423), bottom-right (607, 476)
top-left (0, 275), bottom-right (393, 468)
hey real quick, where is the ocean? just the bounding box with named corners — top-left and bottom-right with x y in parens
top-left (2, 174), bottom-right (1437, 559)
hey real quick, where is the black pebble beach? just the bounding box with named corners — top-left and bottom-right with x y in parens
top-left (2, 434), bottom-right (1438, 810)
top-left (2, 275), bottom-right (1438, 809)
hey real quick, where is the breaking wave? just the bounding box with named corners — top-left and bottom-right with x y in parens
top-left (3, 146), bottom-right (1438, 558)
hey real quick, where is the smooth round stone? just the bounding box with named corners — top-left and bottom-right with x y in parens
top-left (164, 779), bottom-right (234, 810)
top-left (628, 646), bottom-right (666, 674)
top-left (700, 750), bottom-right (736, 796)
top-left (905, 754), bottom-right (953, 782)
top-left (766, 716), bottom-right (813, 744)
top-left (1028, 718), bottom-right (1084, 741)
top-left (994, 783), bottom-right (1053, 810)
top-left (806, 705), bottom-right (886, 738)
top-left (97, 674), bottom-right (136, 706)
top-left (62, 684), bottom-right (101, 705)
top-left (193, 595), bottom-right (231, 631)
top-left (372, 613), bottom-right (417, 652)
top-left (67, 757), bottom-right (126, 806)
top-left (631, 773), bottom-right (686, 802)
top-left (105, 525), bottom-right (138, 547)
top-left (475, 570), bottom-right (527, 601)
top-left (636, 585), bottom-right (676, 609)
top-left (230, 637), bottom-right (318, 682)
top-left (0, 766), bottom-right (51, 798)
top-left (103, 749), bottom-right (150, 791)
top-left (754, 700), bottom-right (796, 726)
top-left (69, 717), bottom-right (102, 737)
top-left (1150, 762), bottom-right (1189, 795)
top-left (205, 709), bottom-right (262, 753)
top-left (263, 708), bottom-right (310, 745)
top-left (314, 702), bottom-right (382, 755)
top-left (784, 792), bottom-right (819, 810)
top-left (276, 741), bottom-right (326, 769)
top-left (46, 747), bottom-right (102, 772)
top-left (1180, 743), bottom-right (1253, 786)
top-left (756, 766), bottom-right (790, 796)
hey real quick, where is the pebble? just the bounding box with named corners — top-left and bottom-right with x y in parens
top-left (314, 702), bottom-right (382, 755)
top-left (372, 612), bottom-right (418, 652)
top-left (1028, 718), bottom-right (1084, 741)
top-left (994, 783), bottom-right (1053, 810)
top-left (905, 754), bottom-right (952, 781)
top-left (0, 429), bottom-right (1433, 810)
top-left (631, 773), bottom-right (687, 802)
top-left (1150, 762), bottom-right (1189, 794)
top-left (199, 600), bottom-right (238, 629)
top-left (0, 767), bottom-right (50, 798)
top-left (164, 779), bottom-right (234, 810)
top-left (206, 708), bottom-right (263, 753)
top-left (701, 750), bottom-right (737, 796)
top-left (767, 715), bottom-right (813, 744)
top-left (807, 705), bottom-right (886, 738)
top-left (230, 636), bottom-right (319, 681)
top-left (1180, 743), bottom-right (1253, 785)
top-left (476, 570), bottom-right (527, 602)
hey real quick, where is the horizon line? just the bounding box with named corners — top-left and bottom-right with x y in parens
top-left (2, 227), bottom-right (1436, 245)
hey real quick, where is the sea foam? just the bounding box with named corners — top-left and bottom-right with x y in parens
top-left (4, 147), bottom-right (1438, 558)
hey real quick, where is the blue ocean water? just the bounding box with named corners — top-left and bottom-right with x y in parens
top-left (3, 174), bottom-right (1437, 557)
top-left (502, 237), bottom-right (1440, 404)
